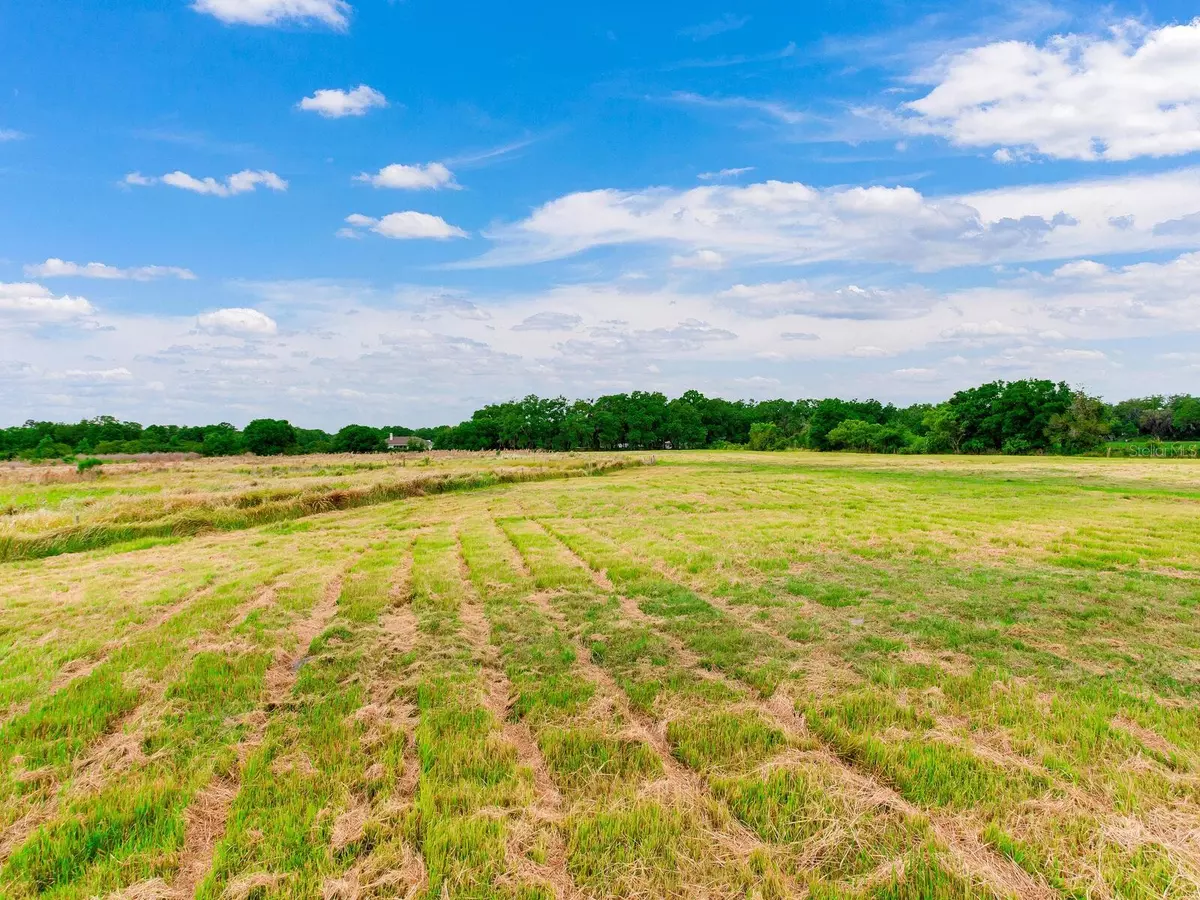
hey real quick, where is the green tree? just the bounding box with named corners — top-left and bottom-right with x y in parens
top-left (201, 426), bottom-right (243, 457)
top-left (1171, 396), bottom-right (1200, 438)
top-left (923, 403), bottom-right (965, 453)
top-left (242, 419), bottom-right (297, 456)
top-left (748, 422), bottom-right (788, 451)
top-left (334, 425), bottom-right (385, 453)
top-left (1045, 390), bottom-right (1112, 454)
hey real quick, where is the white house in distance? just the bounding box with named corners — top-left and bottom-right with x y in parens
top-left (387, 434), bottom-right (433, 451)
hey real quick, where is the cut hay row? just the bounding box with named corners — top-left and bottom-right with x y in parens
top-left (0, 457), bottom-right (647, 563)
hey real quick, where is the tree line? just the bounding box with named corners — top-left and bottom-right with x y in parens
top-left (4, 380), bottom-right (1199, 461)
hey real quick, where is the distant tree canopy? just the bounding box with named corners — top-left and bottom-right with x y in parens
top-left (334, 424), bottom-right (386, 454)
top-left (2, 380), bottom-right (1195, 461)
top-left (242, 419), bottom-right (298, 456)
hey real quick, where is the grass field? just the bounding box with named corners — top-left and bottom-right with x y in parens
top-left (1, 451), bottom-right (1198, 899)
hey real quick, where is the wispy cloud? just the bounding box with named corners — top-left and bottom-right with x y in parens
top-left (666, 41), bottom-right (796, 70)
top-left (0, 129), bottom-right (26, 142)
top-left (443, 134), bottom-right (549, 168)
top-left (667, 91), bottom-right (805, 125)
top-left (679, 13), bottom-right (750, 41)
top-left (131, 127), bottom-right (255, 156)
top-left (698, 167), bottom-right (755, 181)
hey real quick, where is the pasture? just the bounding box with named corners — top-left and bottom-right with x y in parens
top-left (1, 451), bottom-right (1198, 899)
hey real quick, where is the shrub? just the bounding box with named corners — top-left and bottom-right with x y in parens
top-left (1001, 438), bottom-right (1034, 456)
top-left (748, 422), bottom-right (790, 451)
top-left (76, 458), bottom-right (104, 474)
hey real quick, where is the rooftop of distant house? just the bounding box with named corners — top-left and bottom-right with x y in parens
top-left (387, 434), bottom-right (432, 449)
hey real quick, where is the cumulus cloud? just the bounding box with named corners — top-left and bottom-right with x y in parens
top-left (25, 258), bottom-right (196, 281)
top-left (192, 0), bottom-right (350, 29)
top-left (341, 211), bottom-right (468, 240)
top-left (903, 19), bottom-right (1200, 161)
top-left (512, 312), bottom-right (583, 332)
top-left (196, 308), bottom-right (279, 336)
top-left (125, 170), bottom-right (287, 196)
top-left (0, 282), bottom-right (95, 322)
top-left (298, 85), bottom-right (387, 118)
top-left (474, 169), bottom-right (1200, 270)
top-left (355, 162), bottom-right (458, 190)
top-left (1051, 260), bottom-right (1109, 279)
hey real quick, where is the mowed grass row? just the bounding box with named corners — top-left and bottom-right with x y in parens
top-left (0, 527), bottom-right (375, 897)
top-left (1, 452), bottom-right (1197, 899)
top-left (197, 537), bottom-right (414, 899)
top-left (545, 524), bottom-right (1198, 896)
top-left (483, 461), bottom-right (1200, 898)
top-left (493, 513), bottom-right (998, 898)
top-left (386, 524), bottom-right (552, 899)
top-left (460, 517), bottom-right (787, 899)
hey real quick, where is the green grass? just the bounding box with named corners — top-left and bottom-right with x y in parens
top-left (3, 451), bottom-right (1199, 898)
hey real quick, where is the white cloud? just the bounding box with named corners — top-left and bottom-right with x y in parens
top-left (903, 19), bottom-right (1200, 161)
top-left (669, 92), bottom-right (805, 124)
top-left (298, 85), bottom-right (387, 118)
top-left (720, 281), bottom-right (936, 320)
top-left (197, 308), bottom-right (279, 336)
top-left (25, 258), bottom-right (196, 281)
top-left (63, 367), bottom-right (134, 381)
top-left (475, 168), bottom-right (1200, 270)
top-left (192, 0), bottom-right (350, 29)
top-left (733, 375), bottom-right (781, 388)
top-left (940, 320), bottom-right (1025, 339)
top-left (680, 14), bottom-right (750, 41)
top-left (512, 312), bottom-right (583, 332)
top-left (342, 211), bottom-right (468, 240)
top-left (5, 261), bottom-right (1199, 428)
top-left (1, 129), bottom-right (25, 142)
top-left (670, 249), bottom-right (726, 270)
top-left (698, 167), bottom-right (755, 181)
top-left (892, 367), bottom-right (940, 379)
top-left (0, 282), bottom-right (95, 322)
top-left (1056, 348), bottom-right (1108, 361)
top-left (126, 169), bottom-right (287, 197)
top-left (355, 162), bottom-right (458, 190)
top-left (1051, 260), bottom-right (1109, 279)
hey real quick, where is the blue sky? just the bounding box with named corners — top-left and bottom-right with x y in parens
top-left (3, 0), bottom-right (1200, 428)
